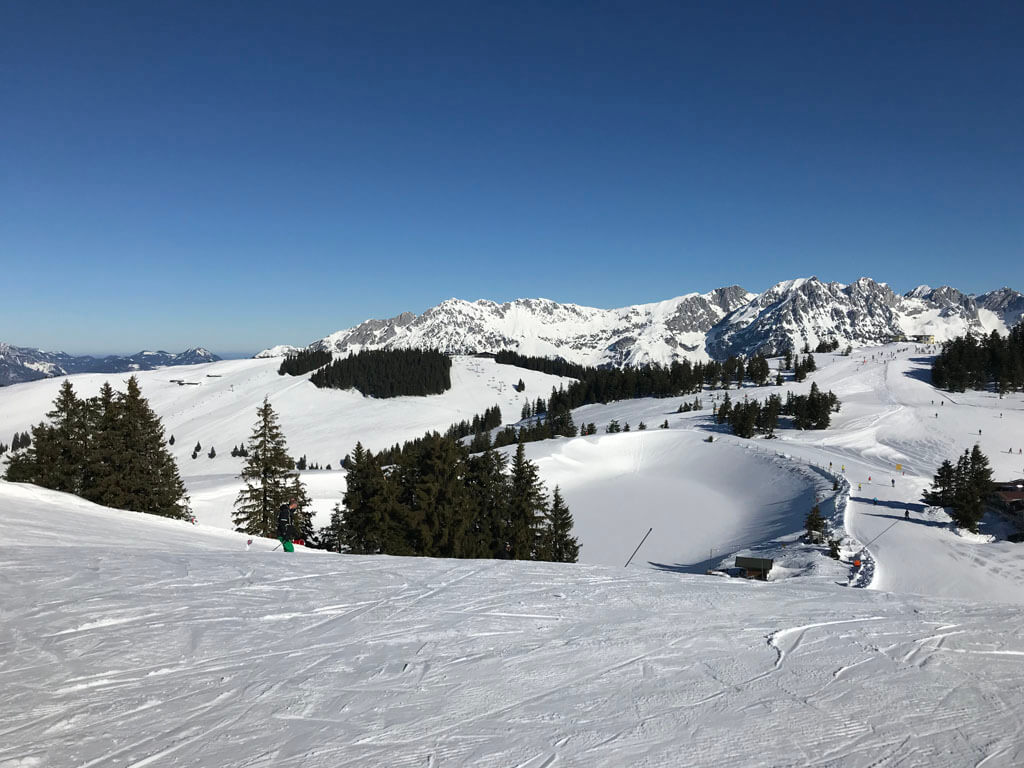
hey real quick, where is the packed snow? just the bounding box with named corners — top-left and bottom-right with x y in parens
top-left (3, 482), bottom-right (1024, 767)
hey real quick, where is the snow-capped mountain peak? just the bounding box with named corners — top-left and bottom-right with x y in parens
top-left (256, 277), bottom-right (1022, 366)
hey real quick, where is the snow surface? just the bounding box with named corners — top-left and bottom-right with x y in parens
top-left (3, 480), bottom-right (1024, 767)
top-left (5, 342), bottom-right (1024, 764)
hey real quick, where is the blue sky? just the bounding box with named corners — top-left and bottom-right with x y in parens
top-left (2, 1), bottom-right (1022, 355)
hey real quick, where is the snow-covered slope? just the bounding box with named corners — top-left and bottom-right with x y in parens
top-left (258, 278), bottom-right (1022, 365)
top-left (0, 343), bottom-right (220, 387)
top-left (0, 356), bottom-right (576, 531)
top-left (3, 479), bottom-right (1024, 767)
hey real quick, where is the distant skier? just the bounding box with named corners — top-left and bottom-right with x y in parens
top-left (278, 498), bottom-right (298, 553)
top-left (904, 508), bottom-right (910, 520)
top-left (891, 478), bottom-right (895, 488)
top-left (872, 497), bottom-right (878, 505)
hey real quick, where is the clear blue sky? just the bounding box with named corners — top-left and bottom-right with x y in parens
top-left (3, 1), bottom-right (1022, 355)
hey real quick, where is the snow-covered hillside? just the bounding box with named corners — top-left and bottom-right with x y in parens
top-left (3, 341), bottom-right (1024, 608)
top-left (258, 277), bottom-right (1023, 366)
top-left (3, 479), bottom-right (1024, 767)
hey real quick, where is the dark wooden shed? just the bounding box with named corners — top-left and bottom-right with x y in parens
top-left (734, 556), bottom-right (774, 581)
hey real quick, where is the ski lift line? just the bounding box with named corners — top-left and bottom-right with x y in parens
top-left (624, 527), bottom-right (653, 568)
top-left (861, 519), bottom-right (900, 550)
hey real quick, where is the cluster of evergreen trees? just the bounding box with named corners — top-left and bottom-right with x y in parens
top-left (924, 445), bottom-right (995, 532)
top-left (448, 406), bottom-right (503, 441)
top-left (715, 383), bottom-right (840, 438)
top-left (323, 439), bottom-right (578, 562)
top-left (232, 398), bottom-right (314, 541)
top-left (493, 406), bottom-right (577, 448)
top-left (931, 327), bottom-right (1024, 393)
top-left (716, 393), bottom-right (782, 438)
top-left (3, 378), bottom-right (191, 519)
top-left (371, 405), bottom-right (503, 466)
top-left (278, 348), bottom-right (333, 377)
top-left (4, 432), bottom-right (31, 454)
top-left (791, 354), bottom-right (817, 382)
top-left (310, 349), bottom-right (452, 397)
top-left (296, 455), bottom-right (331, 471)
top-left (496, 350), bottom-right (778, 405)
top-left (676, 397), bottom-right (703, 413)
top-left (229, 444), bottom-right (250, 457)
top-left (782, 383), bottom-right (839, 429)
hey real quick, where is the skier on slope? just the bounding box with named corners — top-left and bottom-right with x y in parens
top-left (278, 498), bottom-right (298, 552)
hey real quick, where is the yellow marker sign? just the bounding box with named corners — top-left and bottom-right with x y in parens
top-left (896, 464), bottom-right (902, 471)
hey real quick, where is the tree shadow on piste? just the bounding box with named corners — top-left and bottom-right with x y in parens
top-left (861, 511), bottom-right (950, 529)
top-left (902, 365), bottom-right (935, 386)
top-left (851, 496), bottom-right (925, 512)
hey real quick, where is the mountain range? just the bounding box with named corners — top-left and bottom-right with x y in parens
top-left (0, 345), bottom-right (220, 387)
top-left (258, 277), bottom-right (1024, 367)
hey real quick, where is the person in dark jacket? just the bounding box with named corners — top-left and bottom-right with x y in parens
top-left (278, 498), bottom-right (298, 552)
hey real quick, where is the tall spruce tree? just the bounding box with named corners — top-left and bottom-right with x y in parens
top-left (507, 442), bottom-right (548, 559)
top-left (541, 486), bottom-right (579, 562)
top-left (41, 380), bottom-right (89, 494)
top-left (337, 443), bottom-right (388, 554)
top-left (112, 377), bottom-right (191, 519)
top-left (233, 397), bottom-right (304, 537)
top-left (403, 434), bottom-right (470, 558)
top-left (81, 382), bottom-right (121, 505)
top-left (464, 448), bottom-right (509, 558)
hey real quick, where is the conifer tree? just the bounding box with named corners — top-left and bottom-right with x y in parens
top-left (112, 377), bottom-right (191, 519)
top-left (233, 397), bottom-right (304, 537)
top-left (464, 448), bottom-right (509, 558)
top-left (541, 486), bottom-right (579, 562)
top-left (337, 443), bottom-right (382, 553)
top-left (805, 504), bottom-right (825, 538)
top-left (403, 434), bottom-right (470, 558)
top-left (81, 382), bottom-right (120, 504)
top-left (33, 380), bottom-right (89, 494)
top-left (507, 443), bottom-right (547, 559)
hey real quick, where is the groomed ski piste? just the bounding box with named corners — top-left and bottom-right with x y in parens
top-left (2, 345), bottom-right (1024, 766)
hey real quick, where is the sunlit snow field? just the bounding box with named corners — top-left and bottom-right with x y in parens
top-left (3, 345), bottom-right (1024, 765)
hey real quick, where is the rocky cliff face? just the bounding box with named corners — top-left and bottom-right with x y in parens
top-left (258, 277), bottom-right (1023, 367)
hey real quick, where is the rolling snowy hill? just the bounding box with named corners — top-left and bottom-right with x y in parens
top-left (5, 336), bottom-right (1024, 765)
top-left (3, 479), bottom-right (1024, 767)
top-left (2, 342), bottom-right (1024, 605)
top-left (259, 277), bottom-right (1023, 366)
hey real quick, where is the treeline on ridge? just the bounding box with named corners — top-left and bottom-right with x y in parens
top-left (310, 349), bottom-right (452, 397)
top-left (496, 350), bottom-right (780, 406)
top-left (278, 348), bottom-right (333, 376)
top-left (931, 327), bottom-right (1024, 393)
